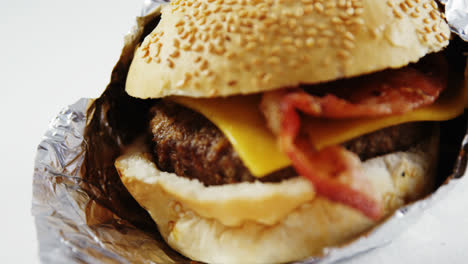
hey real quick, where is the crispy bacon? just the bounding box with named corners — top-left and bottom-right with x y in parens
top-left (281, 56), bottom-right (447, 119)
top-left (280, 95), bottom-right (383, 220)
top-left (261, 54), bottom-right (447, 220)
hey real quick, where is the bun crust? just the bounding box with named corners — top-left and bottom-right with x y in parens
top-left (126, 0), bottom-right (449, 99)
top-left (115, 132), bottom-right (438, 264)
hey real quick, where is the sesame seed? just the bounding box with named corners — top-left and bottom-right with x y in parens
top-left (295, 8), bottom-right (304, 17)
top-left (214, 46), bottom-right (226, 55)
top-left (208, 42), bottom-right (215, 53)
top-left (440, 32), bottom-right (448, 40)
top-left (175, 20), bottom-right (185, 27)
top-left (294, 27), bottom-right (304, 36)
top-left (180, 31), bottom-right (190, 40)
top-left (184, 72), bottom-right (192, 81)
top-left (226, 51), bottom-right (235, 59)
top-left (288, 18), bottom-right (297, 29)
top-left (181, 44), bottom-right (191, 51)
top-left (326, 1), bottom-right (337, 9)
top-left (141, 49), bottom-right (149, 58)
top-left (295, 39), bottom-right (304, 48)
top-left (306, 37), bottom-right (315, 47)
top-left (304, 5), bottom-right (314, 14)
top-left (220, 14), bottom-right (226, 22)
top-left (193, 44), bottom-right (204, 52)
top-left (167, 58), bottom-right (174, 68)
top-left (422, 34), bottom-right (428, 43)
top-left (199, 17), bottom-right (207, 25)
top-left (353, 18), bottom-right (365, 25)
top-left (435, 33), bottom-right (443, 43)
top-left (246, 42), bottom-right (256, 51)
top-left (344, 31), bottom-right (355, 41)
top-left (177, 27), bottom-right (184, 35)
top-left (405, 0), bottom-right (414, 8)
top-left (370, 28), bottom-right (381, 39)
top-left (200, 60), bottom-right (209, 70)
top-left (170, 50), bottom-right (180, 58)
top-left (322, 30), bottom-right (335, 37)
top-left (317, 23), bottom-right (327, 30)
top-left (332, 17), bottom-right (343, 24)
top-left (343, 39), bottom-right (355, 49)
top-left (393, 10), bottom-right (402, 19)
top-left (188, 35), bottom-right (196, 44)
top-left (262, 73), bottom-right (273, 83)
top-left (315, 3), bottom-right (325, 13)
top-left (175, 79), bottom-right (185, 88)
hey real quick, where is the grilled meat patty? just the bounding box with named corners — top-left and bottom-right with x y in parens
top-left (149, 100), bottom-right (431, 186)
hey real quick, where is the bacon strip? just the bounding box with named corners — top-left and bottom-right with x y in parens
top-left (280, 95), bottom-right (383, 220)
top-left (263, 54), bottom-right (448, 220)
top-left (285, 55), bottom-right (447, 119)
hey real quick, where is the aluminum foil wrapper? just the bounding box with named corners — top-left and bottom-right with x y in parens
top-left (441, 0), bottom-right (468, 41)
top-left (32, 1), bottom-right (468, 263)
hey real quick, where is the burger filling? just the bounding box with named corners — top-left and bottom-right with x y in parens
top-left (149, 100), bottom-right (432, 185)
top-left (148, 53), bottom-right (448, 220)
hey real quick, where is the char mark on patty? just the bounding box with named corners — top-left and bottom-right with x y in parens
top-left (149, 100), bottom-right (431, 186)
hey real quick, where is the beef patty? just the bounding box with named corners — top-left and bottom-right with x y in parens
top-left (149, 100), bottom-right (432, 186)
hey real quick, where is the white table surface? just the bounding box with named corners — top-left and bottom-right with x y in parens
top-left (1, 1), bottom-right (467, 263)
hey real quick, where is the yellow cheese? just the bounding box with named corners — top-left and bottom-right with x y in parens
top-left (169, 95), bottom-right (291, 177)
top-left (169, 80), bottom-right (467, 178)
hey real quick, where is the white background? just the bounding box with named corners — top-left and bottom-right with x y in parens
top-left (1, 1), bottom-right (467, 263)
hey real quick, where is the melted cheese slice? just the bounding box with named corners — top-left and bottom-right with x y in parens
top-left (169, 80), bottom-right (468, 178)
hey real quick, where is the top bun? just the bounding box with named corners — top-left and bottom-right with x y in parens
top-left (126, 0), bottom-right (449, 99)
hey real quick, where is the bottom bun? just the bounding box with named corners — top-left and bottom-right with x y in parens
top-left (115, 128), bottom-right (438, 264)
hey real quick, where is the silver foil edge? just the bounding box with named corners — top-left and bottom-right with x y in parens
top-left (443, 0), bottom-right (468, 41)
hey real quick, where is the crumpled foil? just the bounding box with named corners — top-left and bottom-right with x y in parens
top-left (32, 1), bottom-right (468, 263)
top-left (441, 0), bottom-right (468, 41)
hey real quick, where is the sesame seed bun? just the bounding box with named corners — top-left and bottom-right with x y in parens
top-left (115, 131), bottom-right (438, 264)
top-left (125, 0), bottom-right (449, 99)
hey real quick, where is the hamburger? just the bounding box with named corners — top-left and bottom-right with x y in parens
top-left (111, 0), bottom-right (466, 263)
